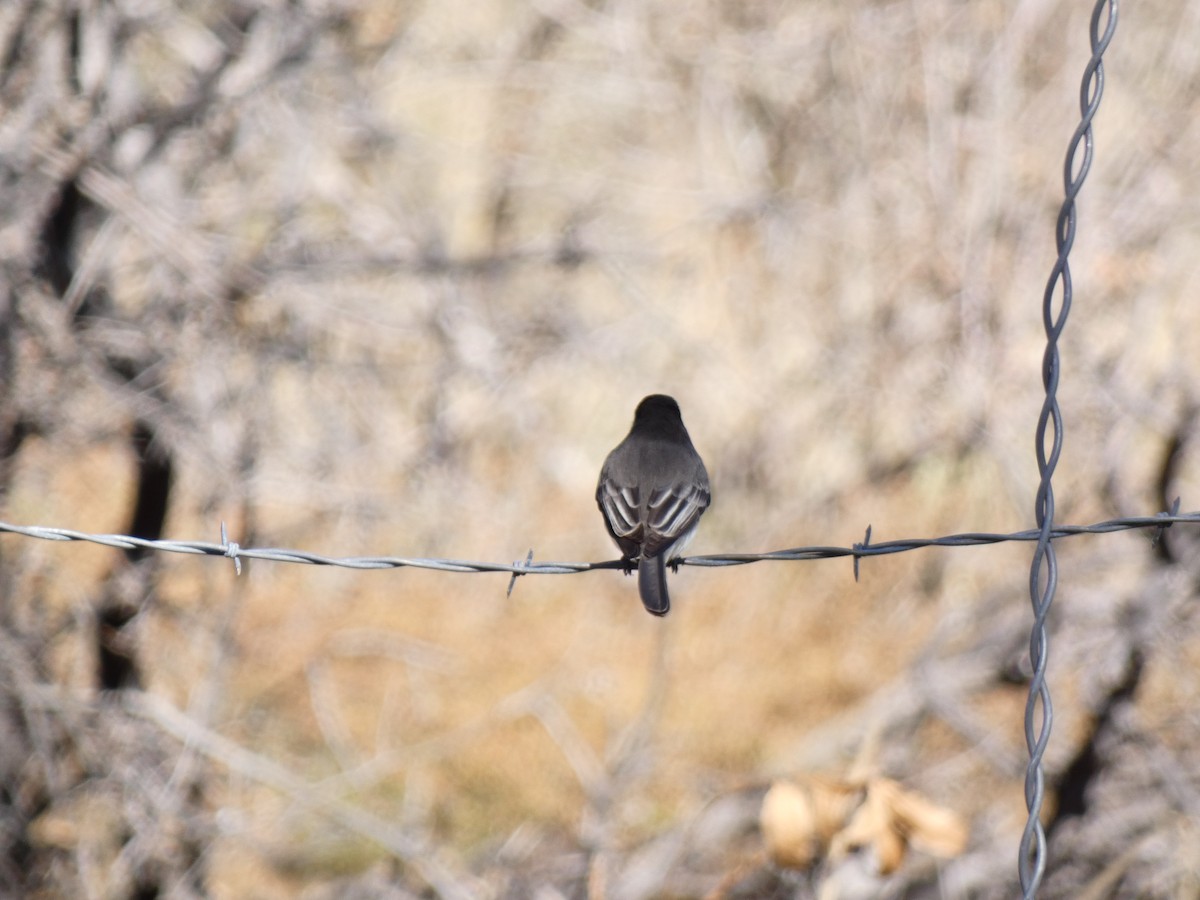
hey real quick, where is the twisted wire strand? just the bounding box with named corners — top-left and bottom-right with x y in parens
top-left (1021, 1), bottom-right (1118, 895)
top-left (0, 507), bottom-right (1187, 577)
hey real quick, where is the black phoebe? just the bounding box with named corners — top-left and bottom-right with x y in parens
top-left (597, 395), bottom-right (711, 616)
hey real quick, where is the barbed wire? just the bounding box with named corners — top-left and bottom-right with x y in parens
top-left (1022, 0), bottom-right (1118, 896)
top-left (1, 505), bottom-right (1189, 583)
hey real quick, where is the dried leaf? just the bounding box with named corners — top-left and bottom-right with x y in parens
top-left (760, 778), bottom-right (862, 870)
top-left (877, 778), bottom-right (970, 859)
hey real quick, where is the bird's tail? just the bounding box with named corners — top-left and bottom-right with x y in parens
top-left (637, 554), bottom-right (670, 616)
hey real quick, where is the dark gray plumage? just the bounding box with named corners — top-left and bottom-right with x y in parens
top-left (597, 395), bottom-right (710, 616)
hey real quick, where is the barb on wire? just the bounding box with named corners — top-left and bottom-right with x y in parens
top-left (1, 508), bottom-right (1192, 577)
top-left (220, 521), bottom-right (242, 576)
top-left (1152, 497), bottom-right (1181, 549)
top-left (508, 549), bottom-right (534, 597)
top-left (853, 525), bottom-right (873, 582)
top-left (1021, 1), bottom-right (1118, 896)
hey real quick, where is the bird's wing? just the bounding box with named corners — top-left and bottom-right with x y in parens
top-left (642, 478), bottom-right (710, 558)
top-left (597, 479), bottom-right (644, 543)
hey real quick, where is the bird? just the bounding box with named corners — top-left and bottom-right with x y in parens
top-left (596, 394), bottom-right (710, 616)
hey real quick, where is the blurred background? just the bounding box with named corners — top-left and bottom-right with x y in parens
top-left (3, 1), bottom-right (1200, 897)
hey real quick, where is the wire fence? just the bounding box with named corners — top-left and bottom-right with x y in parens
top-left (1022, 0), bottom-right (1118, 895)
top-left (0, 508), bottom-right (1193, 581)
